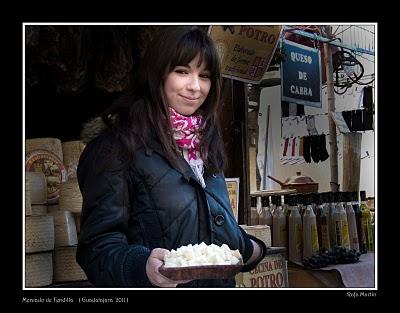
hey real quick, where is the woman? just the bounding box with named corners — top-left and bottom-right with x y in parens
top-left (77, 26), bottom-right (267, 288)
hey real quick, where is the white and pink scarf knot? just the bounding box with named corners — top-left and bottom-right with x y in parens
top-left (169, 107), bottom-right (206, 188)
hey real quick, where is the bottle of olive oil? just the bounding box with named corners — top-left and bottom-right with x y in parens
top-left (317, 193), bottom-right (331, 251)
top-left (250, 196), bottom-right (259, 225)
top-left (302, 194), bottom-right (319, 258)
top-left (360, 191), bottom-right (374, 251)
top-left (344, 192), bottom-right (359, 251)
top-left (259, 196), bottom-right (272, 227)
top-left (288, 195), bottom-right (303, 262)
top-left (272, 196), bottom-right (287, 247)
top-left (328, 192), bottom-right (338, 248)
top-left (336, 192), bottom-right (350, 249)
top-left (352, 191), bottom-right (367, 253)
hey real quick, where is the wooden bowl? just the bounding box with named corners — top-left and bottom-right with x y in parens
top-left (159, 263), bottom-right (243, 281)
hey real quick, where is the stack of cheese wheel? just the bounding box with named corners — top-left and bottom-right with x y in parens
top-left (25, 253), bottom-right (53, 288)
top-left (48, 210), bottom-right (78, 248)
top-left (59, 140), bottom-right (84, 214)
top-left (25, 172), bottom-right (48, 216)
top-left (58, 179), bottom-right (82, 213)
top-left (53, 246), bottom-right (87, 283)
top-left (25, 214), bottom-right (55, 287)
top-left (26, 137), bottom-right (63, 162)
top-left (62, 140), bottom-right (85, 179)
top-left (25, 138), bottom-right (67, 204)
top-left (25, 174), bottom-right (32, 216)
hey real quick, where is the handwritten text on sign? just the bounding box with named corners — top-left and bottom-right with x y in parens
top-left (208, 25), bottom-right (282, 83)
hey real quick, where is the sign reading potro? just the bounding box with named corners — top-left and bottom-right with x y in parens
top-left (236, 247), bottom-right (288, 288)
top-left (208, 25), bottom-right (282, 83)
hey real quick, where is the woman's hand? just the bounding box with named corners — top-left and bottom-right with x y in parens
top-left (145, 248), bottom-right (191, 287)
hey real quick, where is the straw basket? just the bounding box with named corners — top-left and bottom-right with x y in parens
top-left (26, 172), bottom-right (47, 205)
top-left (30, 205), bottom-right (48, 216)
top-left (25, 175), bottom-right (32, 216)
top-left (59, 178), bottom-right (82, 213)
top-left (26, 137), bottom-right (63, 162)
top-left (46, 204), bottom-right (60, 213)
top-left (62, 140), bottom-right (85, 179)
top-left (25, 215), bottom-right (54, 253)
top-left (25, 252), bottom-right (53, 287)
top-left (48, 210), bottom-right (78, 247)
top-left (53, 246), bottom-right (87, 282)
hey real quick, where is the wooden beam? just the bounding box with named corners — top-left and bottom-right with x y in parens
top-left (342, 133), bottom-right (362, 192)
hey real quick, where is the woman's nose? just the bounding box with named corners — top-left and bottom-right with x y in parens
top-left (187, 75), bottom-right (201, 91)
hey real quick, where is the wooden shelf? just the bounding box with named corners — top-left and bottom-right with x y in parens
top-left (250, 189), bottom-right (297, 197)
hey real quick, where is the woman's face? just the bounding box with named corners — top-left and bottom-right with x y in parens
top-left (163, 54), bottom-right (211, 116)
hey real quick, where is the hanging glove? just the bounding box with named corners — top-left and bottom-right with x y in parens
top-left (319, 134), bottom-right (330, 162)
top-left (342, 110), bottom-right (352, 131)
top-left (310, 135), bottom-right (320, 163)
top-left (362, 108), bottom-right (374, 131)
top-left (303, 136), bottom-right (311, 163)
top-left (351, 109), bottom-right (363, 131)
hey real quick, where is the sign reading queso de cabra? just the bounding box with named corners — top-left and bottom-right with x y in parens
top-left (281, 39), bottom-right (322, 108)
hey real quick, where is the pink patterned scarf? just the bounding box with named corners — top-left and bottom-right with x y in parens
top-left (169, 107), bottom-right (206, 188)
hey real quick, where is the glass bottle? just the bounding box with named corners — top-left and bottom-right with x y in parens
top-left (344, 192), bottom-right (359, 251)
top-left (302, 194), bottom-right (319, 258)
top-left (352, 191), bottom-right (367, 253)
top-left (360, 191), bottom-right (374, 252)
top-left (272, 195), bottom-right (287, 247)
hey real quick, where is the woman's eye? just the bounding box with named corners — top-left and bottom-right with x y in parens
top-left (200, 74), bottom-right (211, 79)
top-left (175, 69), bottom-right (188, 74)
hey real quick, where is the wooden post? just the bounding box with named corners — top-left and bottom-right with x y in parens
top-left (342, 133), bottom-right (362, 192)
top-left (248, 85), bottom-right (260, 193)
top-left (220, 79), bottom-right (250, 225)
top-left (323, 26), bottom-right (339, 192)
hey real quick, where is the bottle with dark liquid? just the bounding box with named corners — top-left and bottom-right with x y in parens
top-left (259, 196), bottom-right (272, 227)
top-left (250, 196), bottom-right (259, 225)
top-left (352, 191), bottom-right (367, 253)
top-left (272, 195), bottom-right (287, 247)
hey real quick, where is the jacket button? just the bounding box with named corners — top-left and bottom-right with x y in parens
top-left (214, 214), bottom-right (225, 226)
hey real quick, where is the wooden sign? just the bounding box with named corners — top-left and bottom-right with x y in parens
top-left (236, 247), bottom-right (288, 288)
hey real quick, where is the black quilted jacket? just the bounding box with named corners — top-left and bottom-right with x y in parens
top-left (76, 131), bottom-right (266, 287)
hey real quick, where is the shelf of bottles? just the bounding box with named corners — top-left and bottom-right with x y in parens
top-left (249, 190), bottom-right (374, 269)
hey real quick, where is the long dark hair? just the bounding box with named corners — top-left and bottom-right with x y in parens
top-left (102, 26), bottom-right (226, 173)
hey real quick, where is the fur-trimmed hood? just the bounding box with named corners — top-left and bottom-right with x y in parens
top-left (80, 117), bottom-right (108, 145)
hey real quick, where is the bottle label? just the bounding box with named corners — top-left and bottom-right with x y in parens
top-left (311, 224), bottom-right (319, 253)
top-left (342, 221), bottom-right (350, 248)
top-left (335, 220), bottom-right (342, 246)
top-left (321, 224), bottom-right (330, 250)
